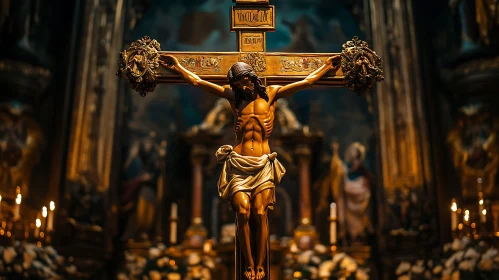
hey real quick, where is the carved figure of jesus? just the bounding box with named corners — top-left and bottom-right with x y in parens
top-left (160, 54), bottom-right (340, 280)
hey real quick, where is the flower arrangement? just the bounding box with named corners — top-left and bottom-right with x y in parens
top-left (318, 252), bottom-right (370, 280)
top-left (118, 243), bottom-right (216, 280)
top-left (396, 237), bottom-right (499, 280)
top-left (0, 241), bottom-right (82, 279)
top-left (282, 243), bottom-right (369, 280)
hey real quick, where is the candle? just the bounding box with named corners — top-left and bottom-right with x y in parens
top-left (170, 203), bottom-right (178, 244)
top-left (42, 207), bottom-right (47, 230)
top-left (451, 199), bottom-right (457, 231)
top-left (330, 202), bottom-right (337, 244)
top-left (35, 218), bottom-right (41, 237)
top-left (14, 194), bottom-right (21, 220)
top-left (0, 195), bottom-right (2, 216)
top-left (47, 201), bottom-right (55, 231)
top-left (171, 203), bottom-right (178, 218)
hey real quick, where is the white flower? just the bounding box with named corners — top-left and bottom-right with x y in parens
top-left (188, 252), bottom-right (201, 265)
top-left (355, 269), bottom-right (369, 280)
top-left (3, 247), bottom-right (17, 264)
top-left (311, 256), bottom-right (321, 265)
top-left (157, 257), bottom-right (169, 267)
top-left (340, 256), bottom-right (358, 272)
top-left (318, 260), bottom-right (334, 277)
top-left (445, 251), bottom-right (464, 268)
top-left (451, 238), bottom-right (465, 251)
top-left (482, 248), bottom-right (498, 260)
top-left (395, 262), bottom-right (411, 275)
top-left (478, 259), bottom-right (494, 271)
top-left (411, 263), bottom-right (424, 274)
top-left (167, 272), bottom-right (181, 280)
top-left (297, 250), bottom-right (314, 264)
top-left (331, 252), bottom-right (347, 268)
top-left (149, 270), bottom-right (161, 280)
top-left (148, 247), bottom-right (161, 259)
top-left (309, 267), bottom-right (318, 279)
top-left (314, 244), bottom-right (327, 254)
top-left (458, 259), bottom-right (476, 271)
top-left (66, 264), bottom-right (77, 274)
top-left (23, 249), bottom-right (36, 267)
top-left (464, 248), bottom-right (479, 259)
top-left (432, 264), bottom-right (442, 275)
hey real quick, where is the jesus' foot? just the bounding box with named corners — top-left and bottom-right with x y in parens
top-left (256, 266), bottom-right (265, 280)
top-left (244, 267), bottom-right (255, 280)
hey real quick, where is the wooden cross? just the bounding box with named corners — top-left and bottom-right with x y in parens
top-left (117, 0), bottom-right (383, 97)
top-left (117, 1), bottom-right (383, 279)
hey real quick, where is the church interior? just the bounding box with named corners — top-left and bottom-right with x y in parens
top-left (0, 0), bottom-right (498, 279)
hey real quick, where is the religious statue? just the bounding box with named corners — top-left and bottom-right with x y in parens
top-left (447, 103), bottom-right (499, 200)
top-left (318, 140), bottom-right (373, 245)
top-left (121, 135), bottom-right (162, 242)
top-left (0, 108), bottom-right (43, 199)
top-left (159, 54), bottom-right (341, 280)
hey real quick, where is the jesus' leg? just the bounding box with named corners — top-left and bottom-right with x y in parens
top-left (231, 192), bottom-right (255, 280)
top-left (252, 188), bottom-right (273, 280)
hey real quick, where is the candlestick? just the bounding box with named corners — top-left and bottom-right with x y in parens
top-left (35, 218), bottom-right (41, 237)
top-left (451, 199), bottom-right (457, 232)
top-left (170, 203), bottom-right (178, 244)
top-left (47, 201), bottom-right (55, 231)
top-left (14, 194), bottom-right (21, 221)
top-left (330, 202), bottom-right (337, 244)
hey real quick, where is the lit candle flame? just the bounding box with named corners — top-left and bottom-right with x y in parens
top-left (15, 194), bottom-right (22, 205)
top-left (42, 207), bottom-right (47, 218)
top-left (36, 218), bottom-right (41, 228)
top-left (482, 209), bottom-right (487, 215)
top-left (49, 201), bottom-right (55, 211)
top-left (0, 195), bottom-right (2, 201)
top-left (479, 199), bottom-right (484, 205)
top-left (464, 209), bottom-right (469, 216)
top-left (451, 202), bottom-right (457, 212)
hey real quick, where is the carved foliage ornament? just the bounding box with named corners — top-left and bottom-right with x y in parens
top-left (117, 36), bottom-right (161, 97)
top-left (240, 52), bottom-right (267, 73)
top-left (341, 36), bottom-right (384, 94)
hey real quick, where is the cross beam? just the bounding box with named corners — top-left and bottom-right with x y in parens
top-left (117, 0), bottom-right (384, 96)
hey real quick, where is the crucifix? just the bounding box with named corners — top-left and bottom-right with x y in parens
top-left (117, 0), bottom-right (383, 279)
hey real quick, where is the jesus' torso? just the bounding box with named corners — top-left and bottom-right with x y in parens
top-left (229, 86), bottom-right (280, 157)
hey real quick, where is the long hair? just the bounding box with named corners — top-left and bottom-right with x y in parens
top-left (227, 62), bottom-right (268, 108)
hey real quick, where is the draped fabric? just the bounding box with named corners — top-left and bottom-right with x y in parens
top-left (215, 145), bottom-right (286, 210)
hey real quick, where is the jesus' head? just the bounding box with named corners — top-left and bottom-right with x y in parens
top-left (227, 62), bottom-right (269, 107)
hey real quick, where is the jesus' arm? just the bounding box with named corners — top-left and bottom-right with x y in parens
top-left (275, 55), bottom-right (342, 99)
top-left (159, 55), bottom-right (233, 100)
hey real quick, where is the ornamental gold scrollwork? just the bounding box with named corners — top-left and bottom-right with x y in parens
top-left (280, 57), bottom-right (324, 72)
top-left (341, 36), bottom-right (384, 95)
top-left (240, 52), bottom-right (267, 73)
top-left (179, 56), bottom-right (222, 73)
top-left (117, 36), bottom-right (161, 97)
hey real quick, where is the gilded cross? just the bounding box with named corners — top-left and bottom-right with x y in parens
top-left (117, 0), bottom-right (384, 96)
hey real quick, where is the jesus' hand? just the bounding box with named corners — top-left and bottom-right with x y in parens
top-left (159, 55), bottom-right (179, 71)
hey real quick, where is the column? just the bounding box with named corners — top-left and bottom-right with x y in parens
top-left (295, 145), bottom-right (312, 223)
top-left (184, 145), bottom-right (208, 248)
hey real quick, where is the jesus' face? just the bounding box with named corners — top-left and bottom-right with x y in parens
top-left (233, 76), bottom-right (255, 96)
